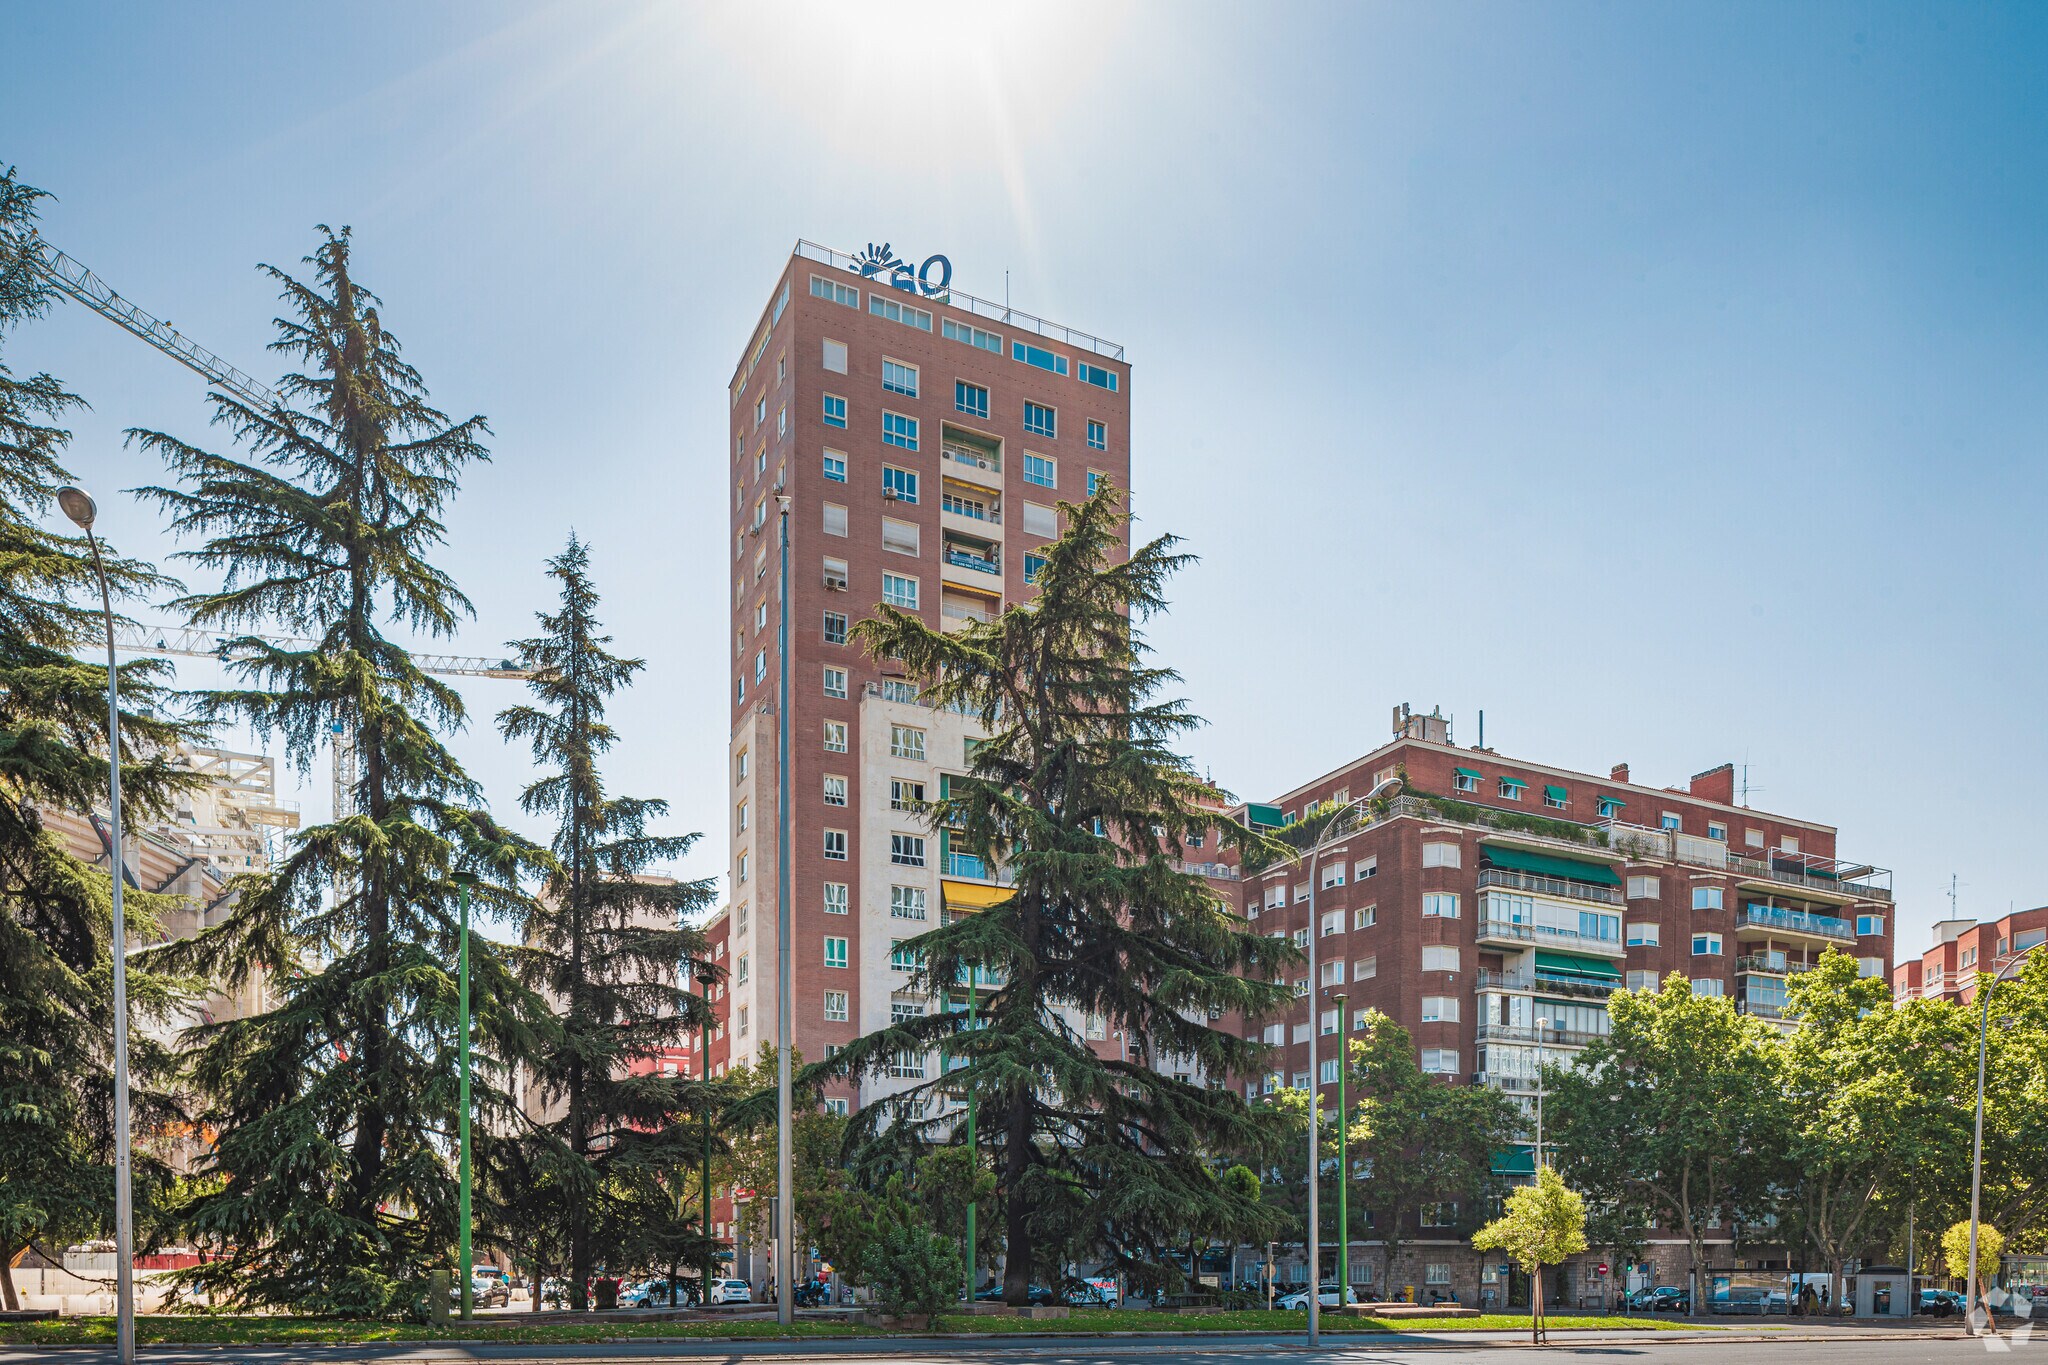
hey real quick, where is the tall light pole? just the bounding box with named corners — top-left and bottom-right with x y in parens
top-left (1297, 792), bottom-right (1372, 1347)
top-left (57, 486), bottom-right (134, 1365)
top-left (1533, 1015), bottom-right (1551, 1170)
top-left (1965, 940), bottom-right (2043, 1335)
top-left (453, 870), bottom-right (479, 1319)
top-left (963, 984), bottom-right (978, 1303)
top-left (773, 495), bottom-right (794, 1327)
top-left (1333, 990), bottom-right (1348, 1313)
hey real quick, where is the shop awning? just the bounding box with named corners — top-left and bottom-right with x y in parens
top-left (1535, 950), bottom-right (1623, 980)
top-left (1543, 785), bottom-right (1569, 803)
top-left (1483, 844), bottom-right (1622, 886)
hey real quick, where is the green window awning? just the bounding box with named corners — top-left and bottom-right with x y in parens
top-left (1598, 796), bottom-right (1625, 810)
top-left (1535, 950), bottom-right (1623, 980)
top-left (1454, 767), bottom-right (1482, 781)
top-left (1491, 1146), bottom-right (1537, 1177)
top-left (1483, 844), bottom-right (1621, 886)
top-left (1543, 785), bottom-right (1568, 802)
top-left (1500, 776), bottom-right (1527, 789)
top-left (1247, 803), bottom-right (1283, 830)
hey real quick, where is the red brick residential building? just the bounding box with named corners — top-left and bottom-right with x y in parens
top-left (1893, 907), bottom-right (2048, 1006)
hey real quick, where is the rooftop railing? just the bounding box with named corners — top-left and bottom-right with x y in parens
top-left (1602, 820), bottom-right (1891, 903)
top-left (795, 240), bottom-right (1126, 360)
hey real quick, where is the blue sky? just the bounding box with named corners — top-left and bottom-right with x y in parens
top-left (7, 2), bottom-right (2046, 952)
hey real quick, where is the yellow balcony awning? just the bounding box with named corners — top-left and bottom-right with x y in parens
top-left (942, 879), bottom-right (1011, 912)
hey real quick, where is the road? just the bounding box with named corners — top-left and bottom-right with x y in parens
top-left (0, 1327), bottom-right (2028, 1365)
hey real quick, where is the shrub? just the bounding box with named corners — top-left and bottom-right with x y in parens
top-left (860, 1222), bottom-right (962, 1319)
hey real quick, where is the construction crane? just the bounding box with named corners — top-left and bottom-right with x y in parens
top-left (15, 233), bottom-right (534, 820)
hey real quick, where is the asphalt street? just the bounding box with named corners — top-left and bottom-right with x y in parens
top-left (0, 1327), bottom-right (2029, 1365)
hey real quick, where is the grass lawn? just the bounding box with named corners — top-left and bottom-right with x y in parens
top-left (3, 1309), bottom-right (1702, 1346)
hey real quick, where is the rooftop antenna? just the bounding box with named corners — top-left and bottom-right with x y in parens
top-left (1949, 875), bottom-right (1961, 918)
top-left (1739, 761), bottom-right (1763, 808)
top-left (1478, 710), bottom-right (1484, 750)
top-left (1005, 269), bottom-right (1011, 321)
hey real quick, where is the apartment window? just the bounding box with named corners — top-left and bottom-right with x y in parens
top-left (881, 359), bottom-right (919, 397)
top-left (881, 573), bottom-right (919, 609)
top-left (822, 775), bottom-right (847, 807)
top-left (1321, 909), bottom-right (1343, 937)
top-left (736, 1005), bottom-right (748, 1036)
top-left (823, 720), bottom-right (848, 752)
top-left (889, 940), bottom-right (922, 971)
top-left (1707, 821), bottom-right (1728, 841)
top-left (1625, 970), bottom-right (1659, 991)
top-left (1453, 769), bottom-right (1480, 793)
top-left (823, 611), bottom-right (848, 644)
top-left (1077, 360), bottom-right (1118, 391)
top-left (1857, 956), bottom-right (1884, 978)
top-left (1354, 955), bottom-right (1377, 980)
top-left (1321, 863), bottom-right (1346, 889)
top-left (821, 503), bottom-right (849, 540)
top-left (888, 725), bottom-right (925, 760)
top-left (1022, 401), bottom-right (1056, 438)
top-left (1498, 777), bottom-right (1525, 800)
top-left (1422, 945), bottom-right (1461, 972)
top-left (1023, 552), bottom-right (1047, 584)
top-left (734, 675), bottom-right (744, 703)
top-left (823, 451), bottom-right (847, 482)
top-left (1291, 1070), bottom-right (1310, 1088)
top-left (1597, 796), bottom-right (1624, 818)
top-left (1423, 892), bottom-right (1460, 918)
top-left (1691, 977), bottom-right (1725, 998)
top-left (753, 650), bottom-right (766, 683)
top-left (1781, 836), bottom-right (1800, 854)
top-left (822, 393), bottom-right (846, 428)
top-left (1848, 914), bottom-right (1883, 937)
top-left (1354, 856), bottom-right (1377, 880)
top-left (891, 885), bottom-right (927, 920)
top-left (823, 665), bottom-right (848, 698)
top-left (890, 993), bottom-right (924, 1025)
top-left (1319, 1059), bottom-right (1340, 1085)
top-left (1021, 500), bottom-right (1057, 537)
top-left (1692, 932), bottom-right (1723, 956)
top-left (955, 380), bottom-right (989, 418)
top-left (811, 274), bottom-right (859, 307)
top-left (735, 748), bottom-right (749, 781)
top-left (1421, 996), bottom-right (1460, 1023)
top-left (823, 829), bottom-right (848, 861)
top-left (1425, 1263), bottom-right (1452, 1286)
top-left (1544, 786), bottom-right (1568, 810)
top-left (1320, 960), bottom-right (1345, 986)
top-left (824, 990), bottom-right (849, 1022)
top-left (944, 318), bottom-right (1001, 352)
top-left (1420, 1048), bottom-right (1460, 1074)
top-left (776, 405), bottom-right (787, 437)
top-left (1626, 876), bottom-right (1660, 899)
top-left (882, 411), bottom-right (919, 450)
top-left (1016, 453), bottom-right (1058, 492)
top-left (881, 465), bottom-right (919, 503)
top-left (824, 937), bottom-right (849, 969)
top-left (1692, 886), bottom-right (1724, 911)
top-left (754, 396), bottom-right (766, 427)
top-left (889, 777), bottom-right (924, 810)
top-left (1293, 883), bottom-right (1310, 904)
top-left (1011, 340), bottom-right (1068, 375)
top-left (735, 953), bottom-right (749, 985)
top-left (1745, 829), bottom-right (1765, 848)
top-left (823, 882), bottom-right (848, 915)
top-left (1291, 928), bottom-right (1309, 949)
top-left (1422, 841), bottom-right (1462, 868)
top-left (1626, 922), bottom-right (1660, 947)
top-left (1086, 470), bottom-right (1106, 497)
top-left (869, 294), bottom-right (933, 330)
top-left (890, 833), bottom-right (927, 867)
top-left (1087, 419), bottom-right (1107, 451)
top-left (881, 517), bottom-right (920, 556)
top-left (1354, 905), bottom-right (1377, 929)
top-left (1660, 812), bottom-right (1682, 832)
top-left (820, 339), bottom-right (849, 377)
top-left (737, 850), bottom-right (748, 883)
top-left (736, 799), bottom-right (749, 832)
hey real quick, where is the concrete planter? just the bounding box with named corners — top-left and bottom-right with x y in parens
top-left (861, 1311), bottom-right (931, 1329)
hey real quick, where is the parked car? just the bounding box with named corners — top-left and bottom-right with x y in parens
top-left (618, 1277), bottom-right (698, 1308)
top-left (1630, 1286), bottom-right (1691, 1313)
top-left (974, 1283), bottom-right (1056, 1305)
top-left (449, 1275), bottom-right (511, 1309)
top-left (1066, 1277), bottom-right (1120, 1307)
top-left (708, 1278), bottom-right (753, 1305)
top-left (1917, 1289), bottom-right (1965, 1317)
top-left (1277, 1283), bottom-right (1360, 1311)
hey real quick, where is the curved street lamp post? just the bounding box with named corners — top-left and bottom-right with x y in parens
top-left (1965, 939), bottom-right (2044, 1335)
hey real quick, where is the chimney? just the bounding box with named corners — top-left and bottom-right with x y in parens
top-left (1689, 763), bottom-right (1736, 806)
top-left (1610, 763), bottom-right (1630, 783)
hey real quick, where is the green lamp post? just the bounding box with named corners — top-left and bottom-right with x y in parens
top-left (453, 870), bottom-right (480, 1319)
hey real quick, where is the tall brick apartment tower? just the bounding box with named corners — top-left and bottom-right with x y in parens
top-left (719, 241), bottom-right (1130, 1115)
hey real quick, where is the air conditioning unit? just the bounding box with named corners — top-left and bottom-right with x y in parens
top-left (882, 488), bottom-right (898, 501)
top-left (823, 573), bottom-right (848, 591)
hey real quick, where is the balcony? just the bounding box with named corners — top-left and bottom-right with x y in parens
top-left (1603, 821), bottom-right (1891, 904)
top-left (1734, 953), bottom-right (1818, 977)
top-left (1475, 916), bottom-right (1627, 959)
top-left (1737, 903), bottom-right (1856, 946)
top-left (941, 490), bottom-right (1000, 524)
top-left (1737, 998), bottom-right (1786, 1020)
top-left (1175, 859), bottom-right (1242, 882)
top-left (1476, 967), bottom-right (1623, 999)
top-left (1475, 1022), bottom-right (1606, 1047)
top-left (1477, 866), bottom-right (1622, 906)
top-left (944, 546), bottom-right (1001, 576)
top-left (940, 443), bottom-right (1002, 489)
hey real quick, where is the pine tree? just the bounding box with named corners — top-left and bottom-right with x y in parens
top-left (132, 227), bottom-right (544, 1315)
top-left (841, 481), bottom-right (1297, 1303)
top-left (0, 167), bottom-right (204, 1311)
top-left (495, 535), bottom-right (720, 1309)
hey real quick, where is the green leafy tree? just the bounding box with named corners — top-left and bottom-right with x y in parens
top-left (496, 535), bottom-right (719, 1307)
top-left (1543, 973), bottom-right (1781, 1305)
top-left (839, 482), bottom-right (1296, 1303)
top-left (1472, 1165), bottom-right (1587, 1343)
top-left (861, 1219), bottom-right (962, 1319)
top-left (1343, 1010), bottom-right (1520, 1291)
top-left (0, 166), bottom-right (204, 1312)
top-left (715, 1043), bottom-right (844, 1281)
top-left (1774, 951), bottom-right (1976, 1310)
top-left (134, 227), bottom-right (546, 1315)
top-left (1941, 1218), bottom-right (2004, 1297)
top-left (1970, 950), bottom-right (2048, 1251)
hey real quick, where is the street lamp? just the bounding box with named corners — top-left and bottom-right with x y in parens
top-left (1297, 790), bottom-right (1375, 1347)
top-left (452, 870), bottom-right (480, 1319)
top-left (57, 486), bottom-right (135, 1365)
top-left (1533, 1015), bottom-right (1551, 1170)
top-left (773, 495), bottom-right (794, 1327)
top-left (1333, 990), bottom-right (1348, 1314)
top-left (1965, 940), bottom-right (2044, 1335)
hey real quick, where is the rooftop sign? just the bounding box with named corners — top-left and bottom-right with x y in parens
top-left (850, 241), bottom-right (952, 299)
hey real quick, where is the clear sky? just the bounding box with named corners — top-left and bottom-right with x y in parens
top-left (7, 1), bottom-right (2046, 953)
